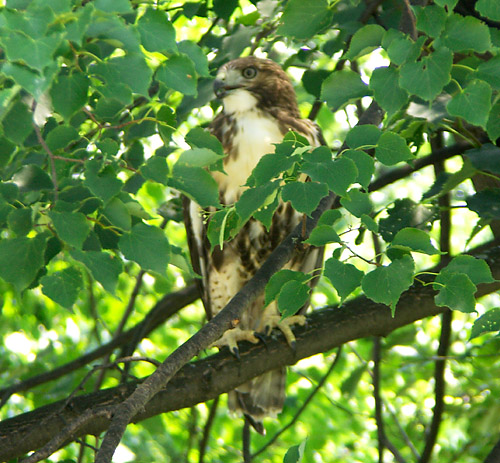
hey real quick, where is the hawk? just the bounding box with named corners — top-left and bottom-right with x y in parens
top-left (184, 57), bottom-right (324, 433)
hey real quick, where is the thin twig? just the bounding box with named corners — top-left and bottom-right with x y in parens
top-left (198, 396), bottom-right (220, 463)
top-left (419, 152), bottom-right (453, 463)
top-left (243, 418), bottom-right (252, 463)
top-left (32, 102), bottom-right (59, 202)
top-left (0, 284), bottom-right (198, 408)
top-left (373, 337), bottom-right (385, 463)
top-left (252, 347), bottom-right (342, 459)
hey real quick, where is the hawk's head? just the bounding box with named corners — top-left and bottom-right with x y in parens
top-left (213, 57), bottom-right (300, 117)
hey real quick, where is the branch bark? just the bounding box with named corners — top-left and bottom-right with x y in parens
top-left (2, 242), bottom-right (499, 462)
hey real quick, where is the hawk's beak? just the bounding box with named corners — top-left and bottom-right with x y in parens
top-left (213, 79), bottom-right (243, 99)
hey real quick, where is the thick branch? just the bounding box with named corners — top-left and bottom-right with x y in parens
top-left (2, 243), bottom-right (499, 462)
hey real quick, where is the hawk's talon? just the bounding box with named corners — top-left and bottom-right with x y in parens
top-left (210, 327), bottom-right (259, 360)
top-left (254, 331), bottom-right (270, 350)
top-left (257, 313), bottom-right (306, 348)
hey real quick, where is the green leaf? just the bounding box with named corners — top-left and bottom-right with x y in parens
top-left (247, 152), bottom-right (299, 187)
top-left (92, 54), bottom-right (152, 99)
top-left (49, 211), bottom-right (90, 249)
top-left (277, 0), bottom-right (333, 39)
top-left (302, 69), bottom-right (331, 99)
top-left (45, 125), bottom-right (79, 151)
top-left (265, 269), bottom-right (309, 306)
top-left (41, 267), bottom-right (83, 309)
top-left (464, 144), bottom-right (500, 175)
top-left (379, 199), bottom-right (421, 242)
top-left (213, 0), bottom-right (238, 20)
top-left (304, 225), bottom-right (341, 246)
top-left (169, 164), bottom-right (220, 208)
top-left (476, 0), bottom-right (500, 20)
top-left (50, 72), bottom-right (89, 120)
top-left (434, 0), bottom-right (458, 9)
top-left (0, 234), bottom-right (47, 291)
top-left (375, 132), bottom-right (413, 166)
top-left (340, 189), bottom-right (372, 217)
top-left (70, 249), bottom-right (122, 294)
top-left (1, 100), bottom-right (33, 144)
top-left (342, 150), bottom-right (375, 189)
top-left (178, 40), bottom-right (210, 77)
top-left (278, 279), bottom-right (311, 318)
top-left (446, 80), bottom-right (492, 128)
top-left (235, 181), bottom-right (280, 224)
top-left (185, 127), bottom-right (224, 155)
top-left (86, 15), bottom-right (141, 53)
top-left (177, 148), bottom-right (224, 168)
top-left (119, 223), bottom-right (170, 274)
top-left (362, 255), bottom-right (415, 314)
top-left (345, 24), bottom-right (385, 60)
top-left (345, 125), bottom-right (381, 149)
top-left (283, 440), bottom-right (307, 463)
top-left (324, 258), bottom-right (364, 302)
top-left (440, 13), bottom-right (491, 53)
top-left (317, 209), bottom-right (342, 226)
top-left (7, 207), bottom-right (32, 236)
top-left (84, 160), bottom-right (123, 203)
top-left (140, 156), bottom-right (169, 185)
top-left (206, 208), bottom-right (241, 250)
top-left (321, 70), bottom-right (372, 112)
top-left (157, 54), bottom-right (197, 96)
top-left (361, 214), bottom-right (378, 233)
top-left (399, 47), bottom-right (453, 101)
top-left (487, 102), bottom-right (500, 141)
top-left (103, 197), bottom-right (131, 231)
top-left (12, 164), bottom-right (53, 192)
top-left (281, 181), bottom-right (329, 216)
top-left (97, 138), bottom-right (119, 156)
top-left (369, 67), bottom-right (408, 117)
top-left (477, 56), bottom-right (500, 91)
top-left (466, 189), bottom-right (500, 219)
top-left (253, 194), bottom-right (280, 231)
top-left (414, 5), bottom-right (447, 38)
top-left (302, 147), bottom-right (358, 197)
top-left (435, 273), bottom-right (477, 313)
top-left (94, 0), bottom-right (133, 13)
top-left (0, 31), bottom-right (62, 72)
top-left (437, 255), bottom-right (495, 286)
top-left (64, 2), bottom-right (93, 45)
top-left (384, 35), bottom-right (425, 66)
top-left (470, 308), bottom-right (500, 340)
top-left (137, 8), bottom-right (177, 53)
top-left (391, 227), bottom-right (440, 255)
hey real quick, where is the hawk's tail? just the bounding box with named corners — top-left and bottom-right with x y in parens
top-left (228, 367), bottom-right (286, 435)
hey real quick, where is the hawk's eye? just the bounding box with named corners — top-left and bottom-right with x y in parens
top-left (242, 66), bottom-right (257, 79)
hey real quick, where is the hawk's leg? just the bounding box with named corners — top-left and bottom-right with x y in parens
top-left (257, 305), bottom-right (306, 350)
top-left (210, 328), bottom-right (259, 359)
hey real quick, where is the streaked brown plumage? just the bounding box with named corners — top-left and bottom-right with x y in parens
top-left (184, 57), bottom-right (324, 433)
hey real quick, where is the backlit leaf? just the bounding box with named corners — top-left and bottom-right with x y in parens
top-left (361, 254), bottom-right (415, 314)
top-left (324, 258), bottom-right (364, 302)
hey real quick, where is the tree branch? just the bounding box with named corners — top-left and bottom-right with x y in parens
top-left (2, 242), bottom-right (499, 462)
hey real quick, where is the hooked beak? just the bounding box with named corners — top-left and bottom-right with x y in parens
top-left (213, 79), bottom-right (243, 99)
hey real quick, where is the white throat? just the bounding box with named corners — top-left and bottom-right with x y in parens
top-left (222, 89), bottom-right (259, 114)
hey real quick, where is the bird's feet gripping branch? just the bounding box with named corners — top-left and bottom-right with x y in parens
top-left (210, 306), bottom-right (306, 359)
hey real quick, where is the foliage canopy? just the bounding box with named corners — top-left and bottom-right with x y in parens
top-left (1, 0), bottom-right (500, 462)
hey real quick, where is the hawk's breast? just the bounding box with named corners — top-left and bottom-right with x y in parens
top-left (213, 103), bottom-right (284, 204)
